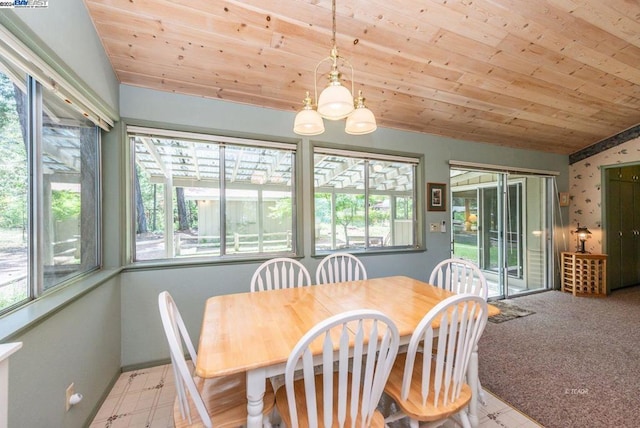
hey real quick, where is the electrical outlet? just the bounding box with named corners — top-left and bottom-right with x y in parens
top-left (65, 383), bottom-right (75, 412)
top-left (429, 223), bottom-right (438, 232)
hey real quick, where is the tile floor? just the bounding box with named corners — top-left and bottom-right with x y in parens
top-left (90, 364), bottom-right (543, 428)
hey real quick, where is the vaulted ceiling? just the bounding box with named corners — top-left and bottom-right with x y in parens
top-left (83, 0), bottom-right (640, 155)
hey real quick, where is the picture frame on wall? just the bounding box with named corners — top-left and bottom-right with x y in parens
top-left (559, 192), bottom-right (570, 207)
top-left (427, 182), bottom-right (447, 211)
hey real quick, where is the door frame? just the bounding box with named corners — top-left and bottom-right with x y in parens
top-left (450, 167), bottom-right (554, 299)
top-left (602, 162), bottom-right (640, 293)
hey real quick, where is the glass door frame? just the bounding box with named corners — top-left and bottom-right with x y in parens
top-left (450, 167), bottom-right (554, 299)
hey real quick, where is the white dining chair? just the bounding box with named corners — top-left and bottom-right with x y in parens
top-left (429, 258), bottom-right (488, 300)
top-left (315, 252), bottom-right (368, 284)
top-left (158, 291), bottom-right (275, 428)
top-left (383, 294), bottom-right (488, 428)
top-left (275, 309), bottom-right (400, 428)
top-left (429, 257), bottom-right (489, 404)
top-left (250, 257), bottom-right (311, 292)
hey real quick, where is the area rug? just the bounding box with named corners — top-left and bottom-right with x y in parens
top-left (488, 300), bottom-right (535, 323)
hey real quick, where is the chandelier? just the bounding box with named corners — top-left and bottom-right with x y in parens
top-left (293, 0), bottom-right (376, 136)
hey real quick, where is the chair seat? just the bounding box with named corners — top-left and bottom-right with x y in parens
top-left (275, 371), bottom-right (385, 428)
top-left (174, 371), bottom-right (276, 428)
top-left (384, 353), bottom-right (472, 422)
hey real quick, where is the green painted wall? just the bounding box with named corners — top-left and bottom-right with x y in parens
top-left (7, 278), bottom-right (121, 428)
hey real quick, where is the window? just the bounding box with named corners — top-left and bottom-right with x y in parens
top-left (0, 70), bottom-right (100, 314)
top-left (0, 69), bottom-right (27, 312)
top-left (129, 127), bottom-right (297, 262)
top-left (313, 147), bottom-right (419, 253)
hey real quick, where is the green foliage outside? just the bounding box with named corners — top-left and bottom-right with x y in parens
top-left (395, 196), bottom-right (413, 219)
top-left (452, 210), bottom-right (467, 223)
top-left (314, 194), bottom-right (332, 224)
top-left (136, 170), bottom-right (200, 233)
top-left (174, 196), bottom-right (197, 231)
top-left (313, 192), bottom-right (402, 248)
top-left (368, 195), bottom-right (390, 225)
top-left (315, 193), bottom-right (367, 232)
top-left (51, 190), bottom-right (81, 220)
top-left (1, 72), bottom-right (81, 228)
top-left (0, 73), bottom-right (28, 230)
top-left (135, 168), bottom-right (166, 233)
top-left (453, 243), bottom-right (479, 263)
top-left (335, 194), bottom-right (365, 229)
top-left (0, 72), bottom-right (16, 129)
top-left (0, 281), bottom-right (27, 310)
top-left (268, 197), bottom-right (292, 225)
top-left (454, 242), bottom-right (519, 267)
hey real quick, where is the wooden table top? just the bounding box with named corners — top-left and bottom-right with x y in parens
top-left (195, 275), bottom-right (499, 378)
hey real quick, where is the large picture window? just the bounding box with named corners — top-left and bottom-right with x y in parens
top-left (313, 147), bottom-right (419, 253)
top-left (130, 127), bottom-right (297, 262)
top-left (0, 69), bottom-right (100, 314)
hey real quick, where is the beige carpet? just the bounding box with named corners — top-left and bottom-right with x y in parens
top-left (478, 286), bottom-right (640, 428)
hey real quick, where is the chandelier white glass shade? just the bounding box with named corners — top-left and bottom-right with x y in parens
top-left (293, 92), bottom-right (325, 135)
top-left (345, 91), bottom-right (377, 135)
top-left (316, 53), bottom-right (355, 121)
top-left (293, 0), bottom-right (376, 136)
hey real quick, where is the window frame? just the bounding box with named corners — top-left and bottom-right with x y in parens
top-left (126, 125), bottom-right (303, 266)
top-left (0, 18), bottom-right (113, 321)
top-left (311, 142), bottom-right (424, 256)
top-left (0, 73), bottom-right (102, 316)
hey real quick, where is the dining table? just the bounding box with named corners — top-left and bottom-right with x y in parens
top-left (195, 275), bottom-right (500, 428)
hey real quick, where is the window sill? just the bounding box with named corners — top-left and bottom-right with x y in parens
top-left (0, 268), bottom-right (122, 342)
top-left (312, 247), bottom-right (425, 259)
top-left (123, 253), bottom-right (302, 272)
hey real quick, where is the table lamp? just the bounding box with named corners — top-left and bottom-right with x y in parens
top-left (575, 223), bottom-right (591, 253)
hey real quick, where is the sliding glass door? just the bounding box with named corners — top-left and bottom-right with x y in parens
top-left (451, 168), bottom-right (552, 298)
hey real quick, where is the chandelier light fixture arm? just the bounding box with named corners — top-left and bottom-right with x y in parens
top-left (293, 0), bottom-right (376, 136)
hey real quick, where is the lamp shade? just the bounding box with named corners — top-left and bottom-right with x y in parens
top-left (345, 105), bottom-right (377, 135)
top-left (293, 108), bottom-right (325, 135)
top-left (317, 83), bottom-right (354, 120)
top-left (575, 223), bottom-right (591, 253)
top-left (575, 224), bottom-right (591, 240)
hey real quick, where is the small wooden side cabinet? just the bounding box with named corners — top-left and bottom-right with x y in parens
top-left (561, 252), bottom-right (607, 296)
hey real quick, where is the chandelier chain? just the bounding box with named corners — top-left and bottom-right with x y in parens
top-left (331, 0), bottom-right (336, 48)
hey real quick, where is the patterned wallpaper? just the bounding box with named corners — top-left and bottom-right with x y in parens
top-left (569, 136), bottom-right (640, 254)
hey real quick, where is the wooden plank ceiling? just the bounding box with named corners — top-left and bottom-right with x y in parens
top-left (83, 0), bottom-right (640, 155)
